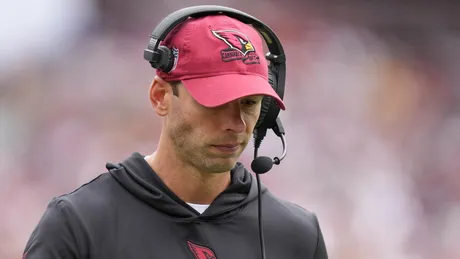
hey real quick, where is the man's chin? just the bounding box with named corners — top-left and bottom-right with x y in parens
top-left (205, 157), bottom-right (239, 174)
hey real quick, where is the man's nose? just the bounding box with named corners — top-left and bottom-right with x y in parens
top-left (222, 102), bottom-right (246, 134)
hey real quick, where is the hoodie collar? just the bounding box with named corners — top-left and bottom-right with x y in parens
top-left (108, 152), bottom-right (265, 221)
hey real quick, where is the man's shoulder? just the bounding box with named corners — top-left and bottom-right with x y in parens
top-left (262, 191), bottom-right (329, 258)
top-left (52, 172), bottom-right (120, 216)
top-left (263, 190), bottom-right (321, 231)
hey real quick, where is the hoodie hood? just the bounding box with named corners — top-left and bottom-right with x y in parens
top-left (107, 152), bottom-right (266, 221)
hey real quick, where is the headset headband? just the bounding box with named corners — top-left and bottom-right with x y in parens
top-left (144, 5), bottom-right (286, 65)
top-left (147, 5), bottom-right (285, 63)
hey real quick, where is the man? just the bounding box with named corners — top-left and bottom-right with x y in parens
top-left (23, 11), bottom-right (328, 259)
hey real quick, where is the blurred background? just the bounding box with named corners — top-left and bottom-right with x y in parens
top-left (1, 0), bottom-right (459, 258)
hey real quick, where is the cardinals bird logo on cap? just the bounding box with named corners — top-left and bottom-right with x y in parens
top-left (211, 30), bottom-right (260, 64)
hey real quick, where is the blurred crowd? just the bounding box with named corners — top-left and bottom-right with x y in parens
top-left (1, 0), bottom-right (459, 258)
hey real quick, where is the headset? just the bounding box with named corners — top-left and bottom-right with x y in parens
top-left (143, 6), bottom-right (288, 259)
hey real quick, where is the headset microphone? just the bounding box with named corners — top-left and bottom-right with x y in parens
top-left (251, 157), bottom-right (273, 174)
top-left (251, 117), bottom-right (287, 174)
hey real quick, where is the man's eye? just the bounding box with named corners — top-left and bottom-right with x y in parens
top-left (241, 99), bottom-right (258, 106)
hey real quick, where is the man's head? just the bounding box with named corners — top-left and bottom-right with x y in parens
top-left (149, 14), bottom-right (285, 174)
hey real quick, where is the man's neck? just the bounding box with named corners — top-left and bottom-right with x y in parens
top-left (145, 150), bottom-right (231, 205)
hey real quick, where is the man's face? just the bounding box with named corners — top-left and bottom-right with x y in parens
top-left (165, 82), bottom-right (263, 174)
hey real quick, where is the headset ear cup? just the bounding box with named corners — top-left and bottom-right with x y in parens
top-left (255, 68), bottom-right (278, 129)
top-left (256, 96), bottom-right (271, 129)
top-left (157, 46), bottom-right (174, 72)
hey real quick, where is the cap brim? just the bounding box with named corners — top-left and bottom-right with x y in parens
top-left (181, 74), bottom-right (286, 110)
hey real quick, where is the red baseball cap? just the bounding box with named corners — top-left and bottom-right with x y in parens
top-left (156, 14), bottom-right (286, 110)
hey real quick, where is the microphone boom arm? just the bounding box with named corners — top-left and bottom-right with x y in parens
top-left (273, 133), bottom-right (286, 165)
top-left (272, 117), bottom-right (286, 165)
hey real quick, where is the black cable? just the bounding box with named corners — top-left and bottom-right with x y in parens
top-left (253, 128), bottom-right (267, 259)
top-left (256, 170), bottom-right (266, 259)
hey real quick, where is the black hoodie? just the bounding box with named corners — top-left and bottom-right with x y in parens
top-left (23, 152), bottom-right (328, 259)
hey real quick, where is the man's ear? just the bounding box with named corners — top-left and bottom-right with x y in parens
top-left (149, 76), bottom-right (172, 116)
